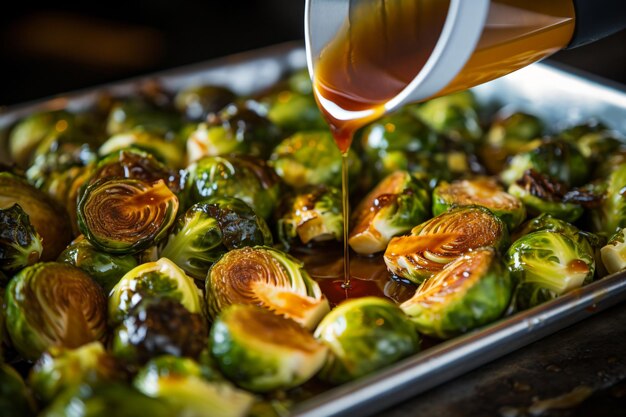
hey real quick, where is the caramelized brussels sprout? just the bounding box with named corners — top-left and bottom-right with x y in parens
top-left (134, 355), bottom-right (254, 417)
top-left (0, 172), bottom-right (72, 260)
top-left (506, 230), bottom-right (595, 310)
top-left (58, 236), bottom-right (137, 293)
top-left (109, 257), bottom-right (202, 324)
top-left (432, 177), bottom-right (526, 230)
top-left (266, 91), bottom-right (326, 132)
top-left (413, 92), bottom-right (482, 143)
top-left (0, 364), bottom-right (35, 417)
top-left (106, 99), bottom-right (182, 138)
top-left (400, 247), bottom-right (512, 339)
top-left (269, 131), bottom-right (361, 189)
top-left (206, 246), bottom-right (330, 330)
top-left (514, 213), bottom-right (582, 241)
top-left (174, 85), bottom-right (236, 121)
top-left (314, 297), bottom-right (420, 384)
top-left (384, 206), bottom-right (508, 284)
top-left (591, 163), bottom-right (626, 235)
top-left (29, 342), bottom-right (121, 404)
top-left (210, 304), bottom-right (327, 392)
top-left (485, 111), bottom-right (544, 154)
top-left (349, 171), bottom-right (431, 255)
top-left (112, 297), bottom-right (207, 364)
top-left (78, 179), bottom-right (178, 255)
top-left (187, 155), bottom-right (281, 219)
top-left (99, 130), bottom-right (184, 168)
top-left (5, 262), bottom-right (107, 360)
top-left (0, 204), bottom-right (43, 274)
top-left (601, 228), bottom-right (626, 274)
top-left (276, 185), bottom-right (343, 249)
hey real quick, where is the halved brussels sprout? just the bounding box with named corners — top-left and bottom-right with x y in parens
top-left (400, 247), bottom-right (512, 339)
top-left (58, 236), bottom-right (137, 293)
top-left (187, 155), bottom-right (281, 219)
top-left (433, 177), bottom-right (525, 230)
top-left (78, 179), bottom-right (179, 255)
top-left (506, 230), bottom-right (595, 310)
top-left (601, 228), bottom-right (626, 274)
top-left (99, 130), bottom-right (184, 168)
top-left (112, 297), bottom-right (208, 365)
top-left (0, 364), bottom-right (36, 417)
top-left (174, 85), bottom-right (236, 121)
top-left (0, 172), bottom-right (72, 260)
top-left (592, 162), bottom-right (626, 235)
top-left (486, 111), bottom-right (543, 153)
top-left (384, 206), bottom-right (507, 284)
top-left (210, 304), bottom-right (327, 392)
top-left (5, 262), bottom-right (107, 360)
top-left (162, 197), bottom-right (273, 280)
top-left (109, 257), bottom-right (202, 324)
top-left (349, 171), bottom-right (431, 255)
top-left (133, 355), bottom-right (254, 417)
top-left (206, 246), bottom-right (330, 330)
top-left (29, 342), bottom-right (121, 404)
top-left (266, 91), bottom-right (326, 132)
top-left (412, 92), bottom-right (482, 143)
top-left (0, 204), bottom-right (43, 274)
top-left (276, 185), bottom-right (343, 249)
top-left (269, 131), bottom-right (362, 189)
top-left (314, 297), bottom-right (420, 384)
top-left (106, 99), bottom-right (182, 138)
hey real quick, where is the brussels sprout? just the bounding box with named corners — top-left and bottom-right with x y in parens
top-left (206, 246), bottom-right (330, 330)
top-left (0, 364), bottom-right (36, 417)
top-left (500, 140), bottom-right (589, 187)
top-left (314, 297), bottom-right (420, 384)
top-left (187, 155), bottom-right (281, 219)
top-left (486, 111), bottom-right (544, 154)
top-left (99, 130), bottom-right (184, 168)
top-left (514, 213), bottom-right (584, 241)
top-left (39, 165), bottom-right (86, 208)
top-left (400, 248), bottom-right (512, 339)
top-left (0, 204), bottom-right (43, 274)
top-left (29, 342), bottom-right (121, 404)
top-left (5, 262), bottom-right (107, 360)
top-left (78, 178), bottom-right (178, 255)
top-left (106, 99), bottom-right (182, 138)
top-left (349, 171), bottom-right (431, 255)
top-left (133, 355), bottom-right (254, 417)
top-left (432, 177), bottom-right (526, 230)
top-left (174, 85), bottom-right (236, 121)
top-left (506, 230), bottom-right (595, 310)
top-left (276, 185), bottom-right (343, 249)
top-left (0, 172), bottom-right (72, 260)
top-left (187, 102), bottom-right (282, 163)
top-left (112, 297), bottom-right (208, 365)
top-left (266, 91), bottom-right (326, 132)
top-left (592, 163), bottom-right (626, 235)
top-left (58, 236), bottom-right (137, 293)
top-left (573, 130), bottom-right (623, 160)
top-left (601, 228), bottom-right (626, 274)
top-left (109, 257), bottom-right (202, 324)
top-left (384, 206), bottom-right (508, 284)
top-left (210, 304), bottom-right (327, 392)
top-left (162, 197), bottom-right (272, 280)
top-left (269, 131), bottom-right (362, 189)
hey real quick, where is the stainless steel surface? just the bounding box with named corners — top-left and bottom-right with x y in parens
top-left (1, 42), bottom-right (625, 417)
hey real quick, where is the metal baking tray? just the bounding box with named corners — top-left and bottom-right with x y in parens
top-left (2, 42), bottom-right (626, 417)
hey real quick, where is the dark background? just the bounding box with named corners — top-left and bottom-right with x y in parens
top-left (1, 1), bottom-right (625, 106)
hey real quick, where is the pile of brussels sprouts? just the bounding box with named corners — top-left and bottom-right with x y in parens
top-left (1, 68), bottom-right (625, 417)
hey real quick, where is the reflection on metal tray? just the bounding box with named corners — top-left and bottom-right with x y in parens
top-left (1, 42), bottom-right (626, 417)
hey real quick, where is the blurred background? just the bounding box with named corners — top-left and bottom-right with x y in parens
top-left (1, 1), bottom-right (625, 106)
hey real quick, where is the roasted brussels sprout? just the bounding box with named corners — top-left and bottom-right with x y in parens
top-left (0, 172), bottom-right (72, 260)
top-left (401, 247), bottom-right (512, 339)
top-left (134, 355), bottom-right (254, 417)
top-left (0, 204), bottom-right (43, 274)
top-left (591, 162), bottom-right (626, 235)
top-left (506, 230), bottom-right (595, 310)
top-left (187, 154), bottom-right (281, 219)
top-left (269, 131), bottom-right (362, 189)
top-left (0, 364), bottom-right (35, 417)
top-left (314, 297), bottom-right (420, 384)
top-left (109, 257), bottom-right (202, 324)
top-left (514, 213), bottom-right (584, 241)
top-left (349, 171), bottom-right (431, 255)
top-left (174, 85), bottom-right (236, 121)
top-left (106, 99), bottom-right (182, 138)
top-left (211, 304), bottom-right (327, 392)
top-left (78, 179), bottom-right (178, 255)
top-left (29, 342), bottom-right (121, 404)
top-left (112, 297), bottom-right (207, 364)
top-left (601, 228), bottom-right (626, 274)
top-left (266, 91), bottom-right (326, 132)
top-left (485, 111), bottom-right (543, 154)
top-left (206, 246), bottom-right (330, 329)
top-left (5, 262), bottom-right (107, 360)
top-left (99, 130), bottom-right (184, 168)
top-left (432, 177), bottom-right (526, 230)
top-left (276, 185), bottom-right (343, 249)
top-left (384, 206), bottom-right (508, 284)
top-left (162, 197), bottom-right (272, 280)
top-left (57, 236), bottom-right (137, 293)
top-left (412, 92), bottom-right (482, 143)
